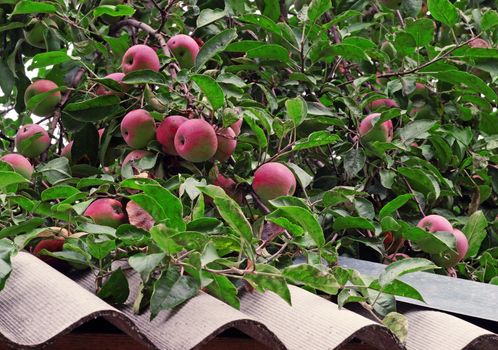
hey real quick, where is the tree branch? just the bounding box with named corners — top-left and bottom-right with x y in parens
top-left (112, 18), bottom-right (170, 57)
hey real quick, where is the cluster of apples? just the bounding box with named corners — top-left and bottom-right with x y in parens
top-left (1, 31), bottom-right (299, 257)
top-left (417, 214), bottom-right (469, 267)
top-left (357, 98), bottom-right (397, 144)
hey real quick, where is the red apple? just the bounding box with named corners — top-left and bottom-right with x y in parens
top-left (167, 34), bottom-right (200, 69)
top-left (231, 119), bottom-right (243, 136)
top-left (252, 162), bottom-right (296, 202)
top-left (15, 124), bottom-right (50, 158)
top-left (121, 109), bottom-right (156, 149)
top-left (156, 115), bottom-right (188, 155)
top-left (24, 79), bottom-right (61, 117)
top-left (121, 150), bottom-right (154, 175)
top-left (33, 237), bottom-right (65, 266)
top-left (174, 119), bottom-right (218, 162)
top-left (96, 72), bottom-right (128, 96)
top-left (84, 198), bottom-right (126, 228)
top-left (468, 38), bottom-right (490, 49)
top-left (213, 173), bottom-right (244, 203)
top-left (121, 44), bottom-right (161, 73)
top-left (452, 229), bottom-right (469, 261)
top-left (358, 113), bottom-right (394, 143)
top-left (0, 153), bottom-right (34, 179)
top-left (214, 127), bottom-right (237, 162)
top-left (368, 98), bottom-right (398, 111)
top-left (417, 214), bottom-right (453, 233)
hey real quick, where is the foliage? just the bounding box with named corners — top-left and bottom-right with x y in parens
top-left (0, 0), bottom-right (497, 329)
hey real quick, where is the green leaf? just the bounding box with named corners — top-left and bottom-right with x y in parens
top-left (427, 0), bottom-right (458, 27)
top-left (0, 171), bottom-right (29, 188)
top-left (0, 239), bottom-right (15, 290)
top-left (0, 218), bottom-right (44, 239)
top-left (462, 210), bottom-right (488, 258)
top-left (195, 28), bottom-right (238, 71)
top-left (343, 147), bottom-right (366, 179)
top-left (0, 22), bottom-right (25, 33)
top-left (239, 14), bottom-right (282, 35)
top-left (12, 0), bottom-right (56, 15)
top-left (30, 50), bottom-right (73, 69)
top-left (63, 95), bottom-right (124, 122)
top-left (369, 279), bottom-right (424, 302)
top-left (206, 274), bottom-right (240, 309)
top-left (481, 10), bottom-right (498, 31)
top-left (245, 264), bottom-right (291, 305)
top-left (191, 74), bottom-right (225, 110)
top-left (246, 44), bottom-right (289, 62)
top-left (142, 185), bottom-right (185, 231)
top-left (196, 8), bottom-right (226, 28)
top-left (294, 131), bottom-right (340, 151)
top-left (213, 196), bottom-right (253, 243)
top-left (398, 167), bottom-right (440, 199)
top-left (379, 194), bottom-right (414, 219)
top-left (87, 235), bottom-right (116, 260)
top-left (97, 268), bottom-right (130, 304)
top-left (379, 258), bottom-right (438, 287)
top-left (333, 216), bottom-right (375, 231)
top-left (129, 253), bottom-right (165, 283)
top-left (432, 71), bottom-right (497, 103)
top-left (283, 264), bottom-right (339, 294)
top-left (308, 0), bottom-right (332, 23)
top-left (226, 40), bottom-right (265, 53)
top-left (41, 185), bottom-right (81, 201)
top-left (267, 207), bottom-right (325, 247)
top-left (285, 96), bottom-right (307, 126)
top-left (93, 4), bottom-right (135, 18)
top-left (405, 18), bottom-right (435, 46)
top-left (383, 312), bottom-right (409, 344)
top-left (150, 266), bottom-right (199, 319)
top-left (122, 70), bottom-right (167, 85)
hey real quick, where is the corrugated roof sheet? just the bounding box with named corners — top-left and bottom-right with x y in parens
top-left (0, 252), bottom-right (496, 350)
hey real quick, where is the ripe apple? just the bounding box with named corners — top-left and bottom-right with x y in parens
top-left (368, 98), bottom-right (399, 111)
top-left (0, 153), bottom-right (34, 179)
top-left (468, 38), bottom-right (490, 49)
top-left (121, 109), bottom-right (156, 149)
top-left (84, 198), bottom-right (126, 228)
top-left (167, 34), bottom-right (200, 69)
top-left (121, 44), bottom-right (161, 73)
top-left (121, 150), bottom-right (154, 175)
top-left (417, 214), bottom-right (453, 233)
top-left (24, 79), bottom-right (61, 117)
top-left (214, 127), bottom-right (237, 162)
top-left (33, 237), bottom-right (65, 266)
top-left (15, 124), bottom-right (50, 158)
top-left (252, 162), bottom-right (296, 202)
top-left (24, 18), bottom-right (58, 49)
top-left (432, 229), bottom-right (469, 268)
top-left (156, 115), bottom-right (188, 155)
top-left (231, 119), bottom-right (243, 136)
top-left (213, 173), bottom-right (244, 204)
top-left (358, 113), bottom-right (394, 143)
top-left (96, 72), bottom-right (128, 96)
top-left (174, 119), bottom-right (218, 162)
top-left (452, 229), bottom-right (469, 261)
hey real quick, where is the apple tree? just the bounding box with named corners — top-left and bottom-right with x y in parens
top-left (0, 0), bottom-right (497, 332)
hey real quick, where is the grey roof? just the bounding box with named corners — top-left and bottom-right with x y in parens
top-left (0, 252), bottom-right (496, 350)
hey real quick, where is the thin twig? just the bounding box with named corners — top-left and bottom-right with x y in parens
top-left (112, 18), bottom-right (170, 57)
